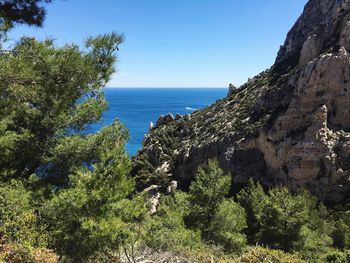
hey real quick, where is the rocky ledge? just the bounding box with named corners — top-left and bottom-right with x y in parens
top-left (132, 0), bottom-right (350, 203)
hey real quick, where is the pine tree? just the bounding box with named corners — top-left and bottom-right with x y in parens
top-left (185, 160), bottom-right (247, 252)
top-left (237, 178), bottom-right (267, 244)
top-left (0, 33), bottom-right (124, 185)
top-left (186, 159), bottom-right (231, 231)
top-left (259, 187), bottom-right (333, 254)
top-left (42, 121), bottom-right (146, 261)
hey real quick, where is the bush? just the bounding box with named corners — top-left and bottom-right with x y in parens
top-left (239, 247), bottom-right (305, 263)
top-left (43, 170), bottom-right (142, 262)
top-left (0, 242), bottom-right (36, 263)
top-left (0, 241), bottom-right (59, 263)
top-left (324, 249), bottom-right (350, 263)
top-left (145, 192), bottom-right (203, 253)
top-left (86, 249), bottom-right (122, 263)
top-left (0, 180), bottom-right (49, 248)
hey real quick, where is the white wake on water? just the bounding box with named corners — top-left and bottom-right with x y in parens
top-left (186, 107), bottom-right (197, 111)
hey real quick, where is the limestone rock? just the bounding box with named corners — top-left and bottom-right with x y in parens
top-left (167, 181), bottom-right (178, 194)
top-left (299, 34), bottom-right (322, 65)
top-left (142, 185), bottom-right (161, 215)
top-left (155, 113), bottom-right (174, 127)
top-left (227, 83), bottom-right (238, 97)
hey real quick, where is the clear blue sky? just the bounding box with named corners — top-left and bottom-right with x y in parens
top-left (8, 0), bottom-right (307, 87)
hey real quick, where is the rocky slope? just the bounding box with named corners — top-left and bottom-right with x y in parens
top-left (132, 0), bottom-right (350, 202)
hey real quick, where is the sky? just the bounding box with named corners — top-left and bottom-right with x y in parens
top-left (8, 0), bottom-right (308, 88)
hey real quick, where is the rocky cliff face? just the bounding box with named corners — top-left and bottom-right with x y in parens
top-left (132, 0), bottom-right (350, 202)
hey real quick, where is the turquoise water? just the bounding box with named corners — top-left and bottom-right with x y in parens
top-left (90, 88), bottom-right (227, 155)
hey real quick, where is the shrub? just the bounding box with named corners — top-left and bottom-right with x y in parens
top-left (239, 247), bottom-right (305, 263)
top-left (0, 180), bottom-right (49, 248)
top-left (145, 192), bottom-right (203, 253)
top-left (43, 170), bottom-right (142, 262)
top-left (0, 242), bottom-right (35, 263)
top-left (324, 249), bottom-right (350, 263)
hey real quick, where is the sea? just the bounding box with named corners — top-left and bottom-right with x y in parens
top-left (89, 88), bottom-right (227, 156)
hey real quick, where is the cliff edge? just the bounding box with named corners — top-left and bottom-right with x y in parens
top-left (132, 0), bottom-right (350, 202)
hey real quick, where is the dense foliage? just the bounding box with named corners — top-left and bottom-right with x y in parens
top-left (0, 33), bottom-right (124, 185)
top-left (185, 160), bottom-right (247, 252)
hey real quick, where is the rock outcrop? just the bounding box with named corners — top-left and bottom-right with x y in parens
top-left (132, 0), bottom-right (350, 202)
top-left (227, 83), bottom-right (238, 97)
top-left (155, 113), bottom-right (174, 128)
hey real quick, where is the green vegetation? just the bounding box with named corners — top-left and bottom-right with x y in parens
top-left (239, 247), bottom-right (304, 263)
top-left (0, 2), bottom-right (350, 262)
top-left (0, 32), bottom-right (124, 185)
top-left (42, 122), bottom-right (141, 261)
top-left (237, 179), bottom-right (266, 244)
top-left (144, 192), bottom-right (203, 254)
top-left (185, 160), bottom-right (247, 252)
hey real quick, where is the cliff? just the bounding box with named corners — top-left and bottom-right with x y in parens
top-left (132, 0), bottom-right (350, 202)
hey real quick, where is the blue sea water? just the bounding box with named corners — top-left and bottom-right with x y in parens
top-left (90, 88), bottom-right (227, 155)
